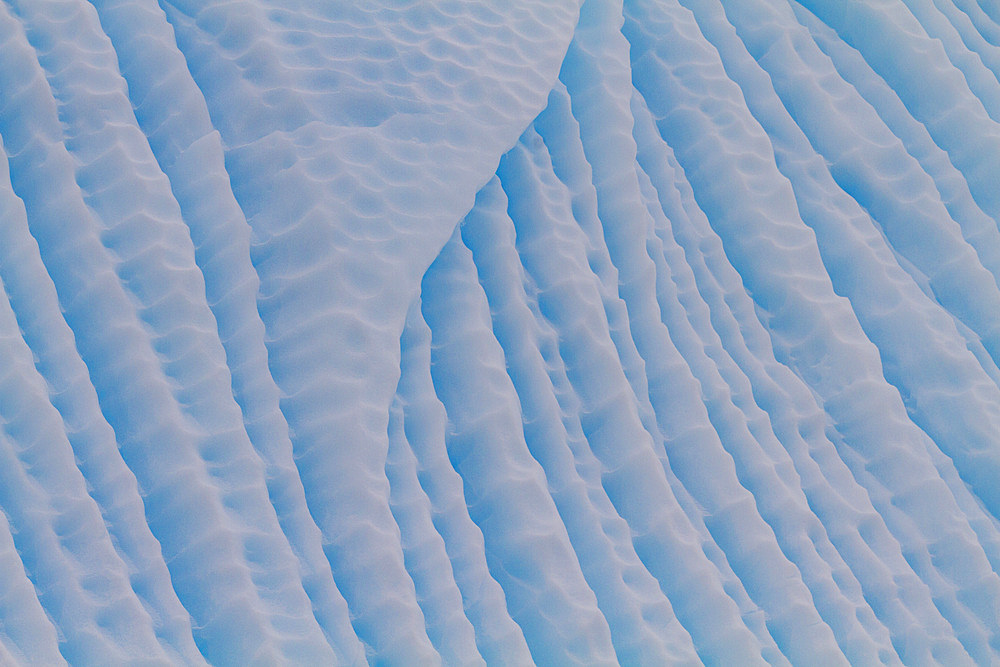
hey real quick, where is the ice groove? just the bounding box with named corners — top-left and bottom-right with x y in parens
top-left (2, 0), bottom-right (1000, 664)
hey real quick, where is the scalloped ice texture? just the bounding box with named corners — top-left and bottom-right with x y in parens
top-left (1, 0), bottom-right (1000, 663)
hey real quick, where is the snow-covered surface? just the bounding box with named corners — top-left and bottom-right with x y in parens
top-left (1, 0), bottom-right (1000, 664)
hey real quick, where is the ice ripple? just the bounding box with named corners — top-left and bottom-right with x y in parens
top-left (0, 0), bottom-right (998, 663)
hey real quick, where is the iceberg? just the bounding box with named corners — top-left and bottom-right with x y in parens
top-left (0, 0), bottom-right (999, 663)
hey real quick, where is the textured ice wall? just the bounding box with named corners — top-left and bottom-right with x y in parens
top-left (1, 0), bottom-right (1000, 664)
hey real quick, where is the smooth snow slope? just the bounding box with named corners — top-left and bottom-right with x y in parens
top-left (0, 0), bottom-right (999, 664)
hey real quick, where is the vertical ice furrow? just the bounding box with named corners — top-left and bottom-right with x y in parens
top-left (634, 98), bottom-right (978, 663)
top-left (696, 0), bottom-right (993, 652)
top-left (0, 141), bottom-right (204, 663)
top-left (86, 0), bottom-right (217, 169)
top-left (553, 3), bottom-right (873, 661)
top-left (86, 1), bottom-right (365, 660)
top-left (728, 0), bottom-right (1000, 386)
top-left (551, 0), bottom-right (681, 456)
top-left (630, 89), bottom-right (954, 666)
top-left (385, 399), bottom-right (486, 667)
top-left (159, 0), bottom-right (582, 272)
top-left (0, 0), bottom-right (987, 662)
top-left (974, 0), bottom-right (1000, 25)
top-left (946, 316), bottom-right (1000, 396)
top-left (793, 0), bottom-right (1000, 245)
top-left (950, 0), bottom-right (1000, 50)
top-left (794, 3), bottom-right (1000, 576)
top-left (159, 6), bottom-right (450, 660)
top-left (6, 1), bottom-right (340, 661)
top-left (461, 176), bottom-right (700, 665)
top-left (635, 157), bottom-right (898, 665)
top-left (157, 0), bottom-right (319, 147)
top-left (494, 139), bottom-right (773, 664)
top-left (749, 0), bottom-right (1000, 518)
top-left (167, 138), bottom-right (364, 665)
top-left (923, 423), bottom-right (1000, 576)
top-left (0, 284), bottom-right (171, 663)
top-left (796, 3), bottom-right (1000, 381)
top-left (623, 0), bottom-right (989, 662)
top-left (0, 439), bottom-right (139, 666)
top-left (556, 56), bottom-right (850, 667)
top-left (700, 2), bottom-right (1000, 651)
top-left (533, 84), bottom-right (791, 667)
top-left (6, 139), bottom-right (282, 664)
top-left (0, 9), bottom-right (290, 664)
top-left (536, 81), bottom-right (787, 667)
top-left (158, 0), bottom-right (583, 657)
top-left (0, 483), bottom-right (65, 664)
top-left (533, 85), bottom-right (667, 460)
top-left (926, 0), bottom-right (1000, 98)
top-left (903, 0), bottom-right (1000, 123)
top-left (421, 226), bottom-right (618, 667)
top-left (696, 1), bottom-right (990, 664)
top-left (397, 299), bottom-right (536, 666)
top-left (532, 83), bottom-right (709, 539)
top-left (634, 146), bottom-right (906, 667)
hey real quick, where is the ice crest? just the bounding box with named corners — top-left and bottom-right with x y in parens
top-left (0, 0), bottom-right (998, 663)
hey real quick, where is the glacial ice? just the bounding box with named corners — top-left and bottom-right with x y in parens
top-left (0, 0), bottom-right (1000, 664)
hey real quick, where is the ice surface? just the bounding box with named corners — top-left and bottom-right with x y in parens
top-left (1, 0), bottom-right (1000, 664)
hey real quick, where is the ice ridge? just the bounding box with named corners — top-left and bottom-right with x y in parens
top-left (0, 0), bottom-right (999, 664)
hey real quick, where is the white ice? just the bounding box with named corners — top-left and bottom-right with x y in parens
top-left (0, 0), bottom-right (998, 664)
